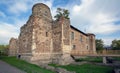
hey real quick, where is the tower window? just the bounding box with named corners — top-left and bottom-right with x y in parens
top-left (45, 11), bottom-right (48, 16)
top-left (46, 32), bottom-right (48, 37)
top-left (87, 46), bottom-right (88, 49)
top-left (72, 45), bottom-right (76, 49)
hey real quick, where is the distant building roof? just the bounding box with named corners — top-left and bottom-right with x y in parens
top-left (70, 25), bottom-right (88, 36)
top-left (70, 25), bottom-right (95, 36)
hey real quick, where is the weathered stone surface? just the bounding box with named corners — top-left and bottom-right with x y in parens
top-left (9, 38), bottom-right (18, 56)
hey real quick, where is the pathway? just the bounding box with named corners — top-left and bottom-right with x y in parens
top-left (0, 60), bottom-right (26, 73)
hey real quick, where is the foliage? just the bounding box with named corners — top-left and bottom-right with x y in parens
top-left (75, 57), bottom-right (102, 63)
top-left (54, 8), bottom-right (70, 20)
top-left (0, 45), bottom-right (8, 56)
top-left (0, 56), bottom-right (54, 73)
top-left (113, 57), bottom-right (120, 61)
top-left (111, 39), bottom-right (120, 50)
top-left (49, 63), bottom-right (113, 73)
top-left (96, 39), bottom-right (104, 51)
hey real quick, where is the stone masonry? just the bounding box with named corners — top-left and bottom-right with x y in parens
top-left (9, 38), bottom-right (18, 56)
top-left (9, 3), bottom-right (96, 65)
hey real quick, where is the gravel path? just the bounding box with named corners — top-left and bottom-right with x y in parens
top-left (0, 60), bottom-right (26, 73)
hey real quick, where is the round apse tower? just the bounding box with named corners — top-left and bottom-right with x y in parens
top-left (32, 3), bottom-right (52, 20)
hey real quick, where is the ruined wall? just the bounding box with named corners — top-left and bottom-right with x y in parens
top-left (18, 3), bottom-right (53, 63)
top-left (16, 3), bottom-right (96, 65)
top-left (52, 18), bottom-right (63, 64)
top-left (31, 3), bottom-right (53, 63)
top-left (9, 38), bottom-right (18, 56)
top-left (52, 17), bottom-right (71, 53)
top-left (52, 21), bottom-right (62, 53)
top-left (18, 16), bottom-right (34, 61)
top-left (61, 17), bottom-right (74, 65)
top-left (52, 17), bottom-right (73, 65)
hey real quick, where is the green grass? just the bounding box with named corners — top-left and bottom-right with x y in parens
top-left (113, 57), bottom-right (120, 61)
top-left (0, 56), bottom-right (54, 73)
top-left (75, 57), bottom-right (103, 63)
top-left (49, 63), bottom-right (114, 73)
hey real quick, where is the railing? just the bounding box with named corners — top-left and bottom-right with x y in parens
top-left (71, 50), bottom-right (120, 56)
top-left (97, 50), bottom-right (120, 55)
top-left (71, 50), bottom-right (96, 56)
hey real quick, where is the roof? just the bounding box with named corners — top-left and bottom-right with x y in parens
top-left (70, 25), bottom-right (88, 36)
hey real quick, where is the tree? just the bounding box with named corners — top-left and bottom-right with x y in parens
top-left (111, 39), bottom-right (120, 50)
top-left (0, 45), bottom-right (8, 56)
top-left (96, 39), bottom-right (104, 51)
top-left (54, 8), bottom-right (70, 20)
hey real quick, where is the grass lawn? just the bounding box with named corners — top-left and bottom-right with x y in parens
top-left (49, 63), bottom-right (114, 73)
top-left (0, 56), bottom-right (54, 73)
top-left (75, 57), bottom-right (103, 63)
top-left (113, 57), bottom-right (120, 61)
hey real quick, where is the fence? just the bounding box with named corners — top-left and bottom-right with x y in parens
top-left (71, 50), bottom-right (120, 56)
top-left (97, 50), bottom-right (120, 55)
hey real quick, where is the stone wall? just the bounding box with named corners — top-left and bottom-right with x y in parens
top-left (9, 38), bottom-right (18, 56)
top-left (87, 34), bottom-right (96, 54)
top-left (18, 3), bottom-right (53, 63)
top-left (52, 20), bottom-right (62, 53)
top-left (71, 28), bottom-right (89, 51)
top-left (70, 27), bottom-right (96, 55)
top-left (18, 16), bottom-right (33, 61)
top-left (52, 17), bottom-right (74, 65)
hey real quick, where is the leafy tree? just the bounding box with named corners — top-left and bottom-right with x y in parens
top-left (0, 45), bottom-right (8, 56)
top-left (111, 39), bottom-right (120, 50)
top-left (96, 39), bottom-right (104, 51)
top-left (54, 8), bottom-right (70, 20)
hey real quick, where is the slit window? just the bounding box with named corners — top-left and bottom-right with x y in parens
top-left (72, 45), bottom-right (76, 49)
top-left (46, 32), bottom-right (48, 37)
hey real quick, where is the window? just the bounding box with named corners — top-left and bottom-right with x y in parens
top-left (72, 45), bottom-right (76, 49)
top-left (87, 46), bottom-right (88, 49)
top-left (46, 32), bottom-right (48, 37)
top-left (80, 35), bottom-right (82, 42)
top-left (71, 32), bottom-right (74, 40)
top-left (86, 37), bottom-right (89, 43)
top-left (44, 11), bottom-right (48, 16)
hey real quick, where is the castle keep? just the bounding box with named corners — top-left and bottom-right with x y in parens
top-left (9, 3), bottom-right (96, 65)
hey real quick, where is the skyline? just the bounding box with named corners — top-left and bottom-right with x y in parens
top-left (0, 0), bottom-right (120, 46)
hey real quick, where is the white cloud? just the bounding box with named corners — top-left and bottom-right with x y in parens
top-left (7, 0), bottom-right (53, 15)
top-left (0, 22), bottom-right (19, 44)
top-left (70, 0), bottom-right (120, 35)
top-left (9, 1), bottom-right (28, 14)
top-left (102, 37), bottom-right (120, 46)
top-left (88, 13), bottom-right (120, 34)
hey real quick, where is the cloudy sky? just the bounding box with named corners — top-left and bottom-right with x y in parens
top-left (0, 0), bottom-right (120, 46)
